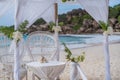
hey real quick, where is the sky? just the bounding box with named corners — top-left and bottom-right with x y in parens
top-left (0, 0), bottom-right (120, 26)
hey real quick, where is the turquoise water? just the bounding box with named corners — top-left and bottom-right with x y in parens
top-left (59, 34), bottom-right (120, 48)
top-left (0, 34), bottom-right (120, 48)
top-left (59, 35), bottom-right (92, 44)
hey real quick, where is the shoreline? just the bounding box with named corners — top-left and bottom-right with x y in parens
top-left (60, 40), bottom-right (120, 50)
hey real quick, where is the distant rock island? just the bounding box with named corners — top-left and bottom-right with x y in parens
top-left (0, 4), bottom-right (120, 35)
top-left (26, 4), bottom-right (120, 34)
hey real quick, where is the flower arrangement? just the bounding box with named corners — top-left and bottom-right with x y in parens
top-left (63, 43), bottom-right (85, 63)
top-left (52, 26), bottom-right (62, 32)
top-left (49, 22), bottom-right (63, 31)
top-left (12, 31), bottom-right (23, 42)
top-left (99, 21), bottom-right (113, 36)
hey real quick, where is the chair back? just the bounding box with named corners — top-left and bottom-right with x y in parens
top-left (26, 31), bottom-right (57, 61)
top-left (0, 33), bottom-right (11, 59)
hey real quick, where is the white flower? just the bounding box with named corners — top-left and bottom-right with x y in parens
top-left (12, 31), bottom-right (23, 42)
top-left (52, 26), bottom-right (62, 32)
top-left (103, 26), bottom-right (113, 36)
top-left (107, 26), bottom-right (113, 35)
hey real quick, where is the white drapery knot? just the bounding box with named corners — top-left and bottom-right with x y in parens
top-left (52, 26), bottom-right (62, 32)
top-left (70, 62), bottom-right (87, 80)
top-left (103, 26), bottom-right (113, 36)
top-left (12, 31), bottom-right (23, 43)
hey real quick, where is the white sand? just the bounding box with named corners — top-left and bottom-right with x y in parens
top-left (60, 43), bottom-right (120, 80)
top-left (0, 43), bottom-right (120, 80)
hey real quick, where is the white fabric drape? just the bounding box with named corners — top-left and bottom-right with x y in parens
top-left (0, 0), bottom-right (13, 17)
top-left (15, 0), bottom-right (56, 28)
top-left (14, 1), bottom-right (57, 80)
top-left (70, 62), bottom-right (87, 80)
top-left (77, 0), bottom-right (110, 80)
top-left (77, 0), bottom-right (108, 23)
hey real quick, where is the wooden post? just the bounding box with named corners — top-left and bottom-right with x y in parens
top-left (54, 3), bottom-right (59, 61)
top-left (54, 3), bottom-right (58, 26)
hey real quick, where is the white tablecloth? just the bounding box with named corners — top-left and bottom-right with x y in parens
top-left (26, 61), bottom-right (65, 80)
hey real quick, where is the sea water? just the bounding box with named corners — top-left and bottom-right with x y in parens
top-left (59, 34), bottom-right (120, 49)
top-left (0, 34), bottom-right (120, 49)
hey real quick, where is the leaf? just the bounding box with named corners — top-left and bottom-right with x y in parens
top-left (62, 0), bottom-right (67, 2)
top-left (99, 21), bottom-right (108, 31)
top-left (63, 42), bottom-right (85, 63)
top-left (63, 43), bottom-right (72, 55)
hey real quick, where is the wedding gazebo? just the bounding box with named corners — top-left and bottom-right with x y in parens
top-left (0, 0), bottom-right (111, 80)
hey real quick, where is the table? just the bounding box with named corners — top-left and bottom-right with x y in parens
top-left (26, 61), bottom-right (65, 80)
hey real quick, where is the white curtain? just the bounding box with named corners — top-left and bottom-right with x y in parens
top-left (0, 0), bottom-right (14, 17)
top-left (14, 0), bottom-right (57, 80)
top-left (77, 0), bottom-right (110, 80)
top-left (15, 0), bottom-right (56, 28)
top-left (77, 0), bottom-right (108, 23)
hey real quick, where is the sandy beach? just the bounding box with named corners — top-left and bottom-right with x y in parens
top-left (60, 42), bottom-right (120, 80)
top-left (0, 42), bottom-right (120, 80)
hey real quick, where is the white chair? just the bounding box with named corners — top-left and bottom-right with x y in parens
top-left (0, 33), bottom-right (27, 80)
top-left (26, 31), bottom-right (63, 80)
top-left (0, 54), bottom-right (27, 80)
top-left (0, 33), bottom-right (11, 56)
top-left (26, 31), bottom-right (58, 61)
top-left (0, 33), bottom-right (12, 80)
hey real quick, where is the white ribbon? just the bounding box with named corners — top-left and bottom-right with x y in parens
top-left (103, 26), bottom-right (113, 36)
top-left (52, 26), bottom-right (62, 32)
top-left (70, 62), bottom-right (87, 80)
top-left (9, 31), bottom-right (24, 80)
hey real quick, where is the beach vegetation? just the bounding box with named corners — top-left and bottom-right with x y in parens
top-left (118, 15), bottom-right (120, 24)
top-left (0, 20), bottom-right (28, 39)
top-left (33, 18), bottom-right (46, 25)
top-left (109, 7), bottom-right (119, 18)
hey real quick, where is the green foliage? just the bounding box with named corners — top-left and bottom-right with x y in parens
top-left (62, 0), bottom-right (67, 2)
top-left (49, 22), bottom-right (56, 31)
top-left (73, 24), bottom-right (81, 31)
top-left (0, 26), bottom-right (14, 39)
top-left (0, 20), bottom-right (29, 39)
top-left (48, 22), bottom-right (63, 31)
top-left (33, 18), bottom-right (46, 25)
top-left (114, 4), bottom-right (120, 14)
top-left (18, 20), bottom-right (29, 34)
top-left (109, 7), bottom-right (119, 18)
top-left (58, 14), bottom-right (67, 25)
top-left (82, 14), bottom-right (92, 20)
top-left (58, 22), bottom-right (64, 26)
top-left (99, 21), bottom-right (108, 31)
top-left (72, 16), bottom-right (80, 23)
top-left (118, 15), bottom-right (120, 24)
top-left (63, 43), bottom-right (85, 63)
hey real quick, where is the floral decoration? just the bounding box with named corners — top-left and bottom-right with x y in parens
top-left (63, 43), bottom-right (85, 63)
top-left (52, 26), bottom-right (62, 32)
